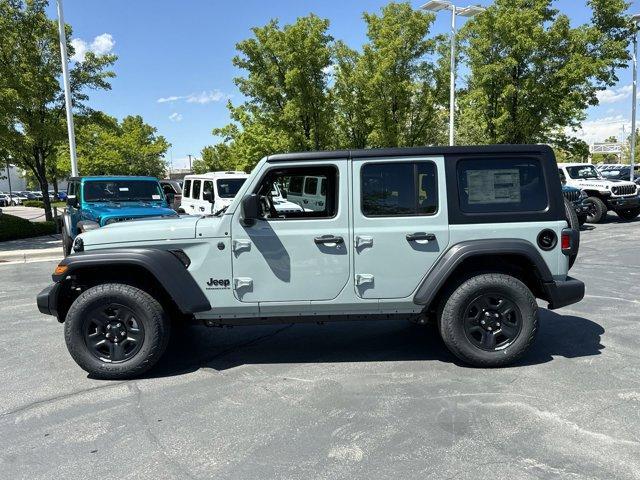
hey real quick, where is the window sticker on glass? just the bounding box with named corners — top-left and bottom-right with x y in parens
top-left (152, 194), bottom-right (161, 200)
top-left (467, 169), bottom-right (521, 204)
top-left (118, 187), bottom-right (130, 192)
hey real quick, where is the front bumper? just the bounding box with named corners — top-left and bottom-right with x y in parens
top-left (543, 276), bottom-right (585, 310)
top-left (606, 195), bottom-right (640, 210)
top-left (37, 283), bottom-right (59, 317)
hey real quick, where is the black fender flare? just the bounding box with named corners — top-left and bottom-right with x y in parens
top-left (412, 239), bottom-right (554, 307)
top-left (53, 248), bottom-right (211, 314)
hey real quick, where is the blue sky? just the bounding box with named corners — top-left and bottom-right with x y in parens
top-left (48, 0), bottom-right (638, 169)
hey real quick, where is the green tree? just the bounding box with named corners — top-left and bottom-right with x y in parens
top-left (0, 0), bottom-right (116, 220)
top-left (57, 114), bottom-right (170, 177)
top-left (358, 2), bottom-right (445, 147)
top-left (457, 0), bottom-right (631, 146)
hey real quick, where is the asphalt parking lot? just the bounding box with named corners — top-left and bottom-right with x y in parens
top-left (1, 215), bottom-right (639, 480)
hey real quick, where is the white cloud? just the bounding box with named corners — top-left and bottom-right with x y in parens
top-left (596, 85), bottom-right (633, 105)
top-left (70, 33), bottom-right (115, 62)
top-left (169, 112), bottom-right (183, 122)
top-left (157, 89), bottom-right (228, 105)
top-left (567, 115), bottom-right (629, 144)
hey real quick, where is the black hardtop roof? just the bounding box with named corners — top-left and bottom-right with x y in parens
top-left (266, 144), bottom-right (554, 162)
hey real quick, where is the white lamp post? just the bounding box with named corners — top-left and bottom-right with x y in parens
top-left (421, 1), bottom-right (486, 146)
top-left (55, 0), bottom-right (78, 177)
top-left (630, 13), bottom-right (640, 182)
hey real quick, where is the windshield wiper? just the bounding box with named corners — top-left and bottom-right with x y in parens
top-left (213, 205), bottom-right (229, 216)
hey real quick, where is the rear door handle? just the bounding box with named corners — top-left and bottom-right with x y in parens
top-left (314, 235), bottom-right (344, 245)
top-left (406, 232), bottom-right (436, 242)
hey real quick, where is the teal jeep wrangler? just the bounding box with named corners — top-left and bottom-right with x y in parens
top-left (38, 145), bottom-right (584, 379)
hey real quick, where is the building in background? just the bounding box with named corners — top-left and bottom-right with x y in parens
top-left (0, 163), bottom-right (27, 192)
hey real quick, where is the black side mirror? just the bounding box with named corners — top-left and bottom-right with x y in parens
top-left (280, 188), bottom-right (288, 199)
top-left (240, 194), bottom-right (260, 226)
top-left (203, 191), bottom-right (214, 203)
top-left (67, 195), bottom-right (79, 208)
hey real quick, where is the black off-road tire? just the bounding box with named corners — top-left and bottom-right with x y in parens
top-left (584, 196), bottom-right (607, 224)
top-left (615, 207), bottom-right (640, 222)
top-left (64, 283), bottom-right (171, 380)
top-left (62, 226), bottom-right (73, 257)
top-left (577, 213), bottom-right (587, 226)
top-left (439, 273), bottom-right (538, 368)
top-left (563, 198), bottom-right (580, 269)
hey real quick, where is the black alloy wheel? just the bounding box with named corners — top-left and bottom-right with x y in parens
top-left (83, 303), bottom-right (145, 362)
top-left (462, 293), bottom-right (522, 351)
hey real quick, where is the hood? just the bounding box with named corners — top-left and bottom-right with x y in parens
top-left (80, 215), bottom-right (202, 247)
top-left (88, 202), bottom-right (176, 223)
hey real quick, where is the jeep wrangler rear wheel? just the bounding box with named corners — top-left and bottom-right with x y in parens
top-left (584, 196), bottom-right (607, 223)
top-left (616, 207), bottom-right (640, 222)
top-left (64, 283), bottom-right (170, 379)
top-left (439, 274), bottom-right (538, 367)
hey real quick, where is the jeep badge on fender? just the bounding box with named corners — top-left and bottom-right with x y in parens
top-left (37, 144), bottom-right (584, 379)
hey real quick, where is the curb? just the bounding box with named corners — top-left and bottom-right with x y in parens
top-left (0, 248), bottom-right (62, 264)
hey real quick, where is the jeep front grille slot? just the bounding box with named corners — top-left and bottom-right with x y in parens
top-left (611, 185), bottom-right (636, 196)
top-left (562, 190), bottom-right (580, 202)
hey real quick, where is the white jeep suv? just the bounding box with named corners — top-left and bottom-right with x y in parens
top-left (558, 163), bottom-right (639, 223)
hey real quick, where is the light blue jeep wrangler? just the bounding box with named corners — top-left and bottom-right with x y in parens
top-left (39, 145), bottom-right (584, 379)
top-left (62, 176), bottom-right (177, 256)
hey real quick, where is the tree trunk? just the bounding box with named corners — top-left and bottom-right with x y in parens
top-left (34, 150), bottom-right (52, 221)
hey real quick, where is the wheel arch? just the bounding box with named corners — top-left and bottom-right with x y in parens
top-left (52, 249), bottom-right (210, 322)
top-left (413, 239), bottom-right (554, 312)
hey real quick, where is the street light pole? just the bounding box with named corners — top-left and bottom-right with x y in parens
top-left (421, 1), bottom-right (486, 146)
top-left (448, 5), bottom-right (456, 146)
top-left (55, 0), bottom-right (78, 177)
top-left (630, 14), bottom-right (639, 182)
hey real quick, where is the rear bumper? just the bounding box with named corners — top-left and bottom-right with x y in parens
top-left (543, 276), bottom-right (585, 310)
top-left (37, 283), bottom-right (59, 317)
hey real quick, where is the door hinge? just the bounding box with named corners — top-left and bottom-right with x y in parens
top-left (354, 235), bottom-right (373, 249)
top-left (355, 274), bottom-right (374, 286)
top-left (234, 277), bottom-right (253, 290)
top-left (232, 239), bottom-right (252, 253)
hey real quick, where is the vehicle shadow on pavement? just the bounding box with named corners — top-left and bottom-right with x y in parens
top-left (145, 309), bottom-right (604, 378)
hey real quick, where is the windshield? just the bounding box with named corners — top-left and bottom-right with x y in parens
top-left (216, 178), bottom-right (246, 198)
top-left (566, 165), bottom-right (600, 180)
top-left (83, 180), bottom-right (164, 202)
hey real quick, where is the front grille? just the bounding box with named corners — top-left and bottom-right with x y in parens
top-left (563, 190), bottom-right (580, 202)
top-left (611, 185), bottom-right (636, 196)
top-left (104, 217), bottom-right (135, 225)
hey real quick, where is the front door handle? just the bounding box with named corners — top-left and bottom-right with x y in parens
top-left (355, 235), bottom-right (373, 249)
top-left (314, 235), bottom-right (344, 245)
top-left (406, 232), bottom-right (436, 242)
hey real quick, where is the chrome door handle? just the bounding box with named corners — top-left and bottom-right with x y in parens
top-left (233, 277), bottom-right (253, 290)
top-left (355, 235), bottom-right (373, 249)
top-left (314, 235), bottom-right (344, 245)
top-left (406, 232), bottom-right (436, 242)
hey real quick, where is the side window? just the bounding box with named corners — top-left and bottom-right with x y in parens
top-left (457, 157), bottom-right (547, 213)
top-left (183, 179), bottom-right (192, 198)
top-left (304, 177), bottom-right (318, 195)
top-left (192, 180), bottom-right (201, 200)
top-left (203, 180), bottom-right (214, 198)
top-left (68, 182), bottom-right (76, 196)
top-left (361, 162), bottom-right (437, 217)
top-left (288, 176), bottom-right (303, 195)
top-left (256, 166), bottom-right (338, 219)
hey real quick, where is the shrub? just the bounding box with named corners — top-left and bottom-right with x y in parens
top-left (23, 200), bottom-right (45, 208)
top-left (0, 213), bottom-right (57, 242)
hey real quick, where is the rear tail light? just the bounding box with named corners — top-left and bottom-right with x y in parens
top-left (561, 232), bottom-right (571, 250)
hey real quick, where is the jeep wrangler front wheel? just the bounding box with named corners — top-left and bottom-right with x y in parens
top-left (584, 196), bottom-right (607, 223)
top-left (64, 283), bottom-right (170, 379)
top-left (439, 273), bottom-right (538, 367)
